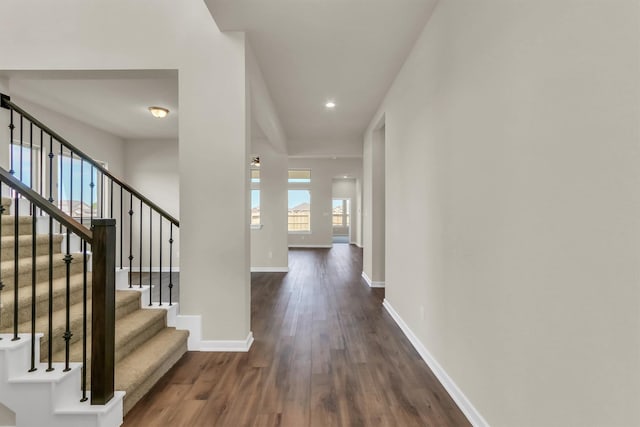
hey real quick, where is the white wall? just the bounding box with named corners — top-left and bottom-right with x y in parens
top-left (8, 96), bottom-right (125, 178)
top-left (287, 157), bottom-right (362, 247)
top-left (124, 138), bottom-right (179, 270)
top-left (364, 1), bottom-right (640, 426)
top-left (0, 0), bottom-right (251, 342)
top-left (250, 138), bottom-right (288, 271)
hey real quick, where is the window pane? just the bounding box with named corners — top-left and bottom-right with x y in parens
top-left (288, 189), bottom-right (311, 231)
top-left (288, 169), bottom-right (311, 183)
top-left (58, 156), bottom-right (98, 217)
top-left (251, 189), bottom-right (260, 225)
top-left (251, 169), bottom-right (260, 183)
top-left (11, 144), bottom-right (36, 187)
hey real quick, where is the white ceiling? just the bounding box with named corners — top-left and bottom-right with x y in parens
top-left (1, 70), bottom-right (178, 140)
top-left (206, 0), bottom-right (437, 157)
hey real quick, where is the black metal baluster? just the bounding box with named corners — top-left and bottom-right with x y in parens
top-left (47, 216), bottom-right (53, 372)
top-left (58, 145), bottom-right (63, 233)
top-left (139, 199), bottom-right (142, 289)
top-left (39, 129), bottom-right (43, 213)
top-left (149, 206), bottom-right (152, 306)
top-left (29, 122), bottom-right (33, 191)
top-left (19, 115), bottom-right (23, 183)
top-left (63, 228), bottom-right (72, 371)
top-left (79, 160), bottom-right (83, 253)
top-left (90, 166), bottom-right (95, 222)
top-left (81, 239), bottom-right (88, 402)
top-left (100, 171), bottom-right (104, 218)
top-left (169, 224), bottom-right (173, 306)
top-left (48, 136), bottom-right (53, 204)
top-left (159, 218), bottom-right (162, 306)
top-left (128, 193), bottom-right (133, 288)
top-left (9, 108), bottom-right (15, 175)
top-left (69, 153), bottom-right (73, 218)
top-left (47, 215), bottom-right (53, 371)
top-left (12, 187), bottom-right (19, 341)
top-left (29, 202), bottom-right (36, 372)
top-left (120, 186), bottom-right (123, 269)
top-left (0, 191), bottom-right (4, 340)
top-left (110, 179), bottom-right (113, 219)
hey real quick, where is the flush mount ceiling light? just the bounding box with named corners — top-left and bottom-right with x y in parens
top-left (251, 156), bottom-right (260, 167)
top-left (325, 101), bottom-right (336, 109)
top-left (148, 106), bottom-right (169, 118)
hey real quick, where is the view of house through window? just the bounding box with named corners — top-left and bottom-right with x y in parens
top-left (251, 169), bottom-right (260, 225)
top-left (58, 155), bottom-right (101, 218)
top-left (288, 169), bottom-right (311, 232)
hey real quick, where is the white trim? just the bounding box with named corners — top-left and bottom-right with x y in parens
top-left (361, 271), bottom-right (385, 288)
top-left (288, 244), bottom-right (332, 249)
top-left (175, 315), bottom-right (201, 351)
top-left (382, 299), bottom-right (489, 427)
top-left (250, 224), bottom-right (263, 230)
top-left (250, 267), bottom-right (289, 273)
top-left (200, 332), bottom-right (254, 352)
top-left (128, 267), bottom-right (180, 273)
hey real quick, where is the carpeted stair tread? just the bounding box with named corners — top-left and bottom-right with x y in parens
top-left (0, 252), bottom-right (85, 290)
top-left (54, 306), bottom-right (167, 366)
top-left (116, 327), bottom-right (189, 414)
top-left (0, 272), bottom-right (88, 326)
top-left (1, 215), bottom-right (34, 236)
top-left (2, 289), bottom-right (144, 356)
top-left (0, 233), bottom-right (64, 260)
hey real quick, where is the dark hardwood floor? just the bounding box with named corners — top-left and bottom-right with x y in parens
top-left (123, 245), bottom-right (470, 426)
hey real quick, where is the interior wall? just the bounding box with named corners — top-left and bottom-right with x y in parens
top-left (365, 1), bottom-right (640, 426)
top-left (250, 138), bottom-right (288, 270)
top-left (0, 0), bottom-right (252, 342)
top-left (362, 123), bottom-right (385, 283)
top-left (124, 138), bottom-right (180, 270)
top-left (287, 157), bottom-right (362, 247)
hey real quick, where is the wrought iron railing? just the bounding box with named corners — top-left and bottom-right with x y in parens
top-left (1, 93), bottom-right (179, 306)
top-left (0, 166), bottom-right (116, 405)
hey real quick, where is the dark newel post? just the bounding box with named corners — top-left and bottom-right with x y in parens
top-left (91, 218), bottom-right (116, 405)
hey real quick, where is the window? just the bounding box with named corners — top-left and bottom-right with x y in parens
top-left (288, 169), bottom-right (311, 232)
top-left (332, 199), bottom-right (350, 227)
top-left (58, 156), bottom-right (101, 218)
top-left (10, 143), bottom-right (41, 189)
top-left (288, 190), bottom-right (311, 232)
top-left (288, 169), bottom-right (311, 183)
top-left (251, 169), bottom-right (260, 225)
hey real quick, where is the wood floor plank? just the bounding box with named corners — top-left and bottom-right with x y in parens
top-left (123, 245), bottom-right (470, 426)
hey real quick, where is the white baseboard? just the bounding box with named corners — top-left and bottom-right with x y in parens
top-left (174, 314), bottom-right (254, 352)
top-left (250, 267), bottom-right (289, 273)
top-left (200, 332), bottom-right (254, 352)
top-left (382, 299), bottom-right (489, 427)
top-left (128, 267), bottom-right (180, 273)
top-left (361, 271), bottom-right (385, 288)
top-left (288, 244), bottom-right (332, 249)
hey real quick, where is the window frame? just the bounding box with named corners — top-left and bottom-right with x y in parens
top-left (288, 169), bottom-right (312, 233)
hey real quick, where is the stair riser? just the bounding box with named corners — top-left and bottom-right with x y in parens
top-left (0, 220), bottom-right (33, 236)
top-left (1, 258), bottom-right (85, 291)
top-left (0, 279), bottom-right (88, 326)
top-left (0, 240), bottom-right (63, 261)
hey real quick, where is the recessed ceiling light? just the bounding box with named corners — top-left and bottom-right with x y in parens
top-left (343, 175), bottom-right (348, 179)
top-left (325, 101), bottom-right (336, 109)
top-left (148, 106), bottom-right (169, 118)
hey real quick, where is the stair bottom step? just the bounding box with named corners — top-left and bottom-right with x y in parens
top-left (115, 327), bottom-right (189, 415)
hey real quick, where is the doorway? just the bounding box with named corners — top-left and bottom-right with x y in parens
top-left (332, 198), bottom-right (350, 244)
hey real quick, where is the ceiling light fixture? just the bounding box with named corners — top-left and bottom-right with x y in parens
top-left (251, 156), bottom-right (260, 167)
top-left (325, 101), bottom-right (336, 109)
top-left (148, 106), bottom-right (170, 118)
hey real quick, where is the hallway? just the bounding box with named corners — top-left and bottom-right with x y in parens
top-left (123, 246), bottom-right (469, 426)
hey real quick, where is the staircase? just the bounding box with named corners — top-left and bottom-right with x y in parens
top-left (0, 94), bottom-right (188, 426)
top-left (0, 195), bottom-right (188, 424)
